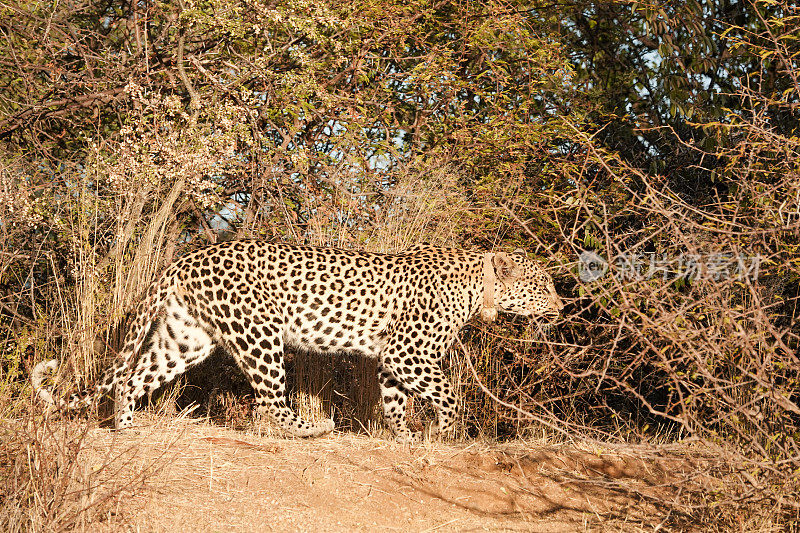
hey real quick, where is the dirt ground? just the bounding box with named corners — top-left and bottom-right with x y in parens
top-left (66, 412), bottom-right (701, 532)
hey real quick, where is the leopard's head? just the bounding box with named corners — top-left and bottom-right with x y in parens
top-left (490, 250), bottom-right (563, 321)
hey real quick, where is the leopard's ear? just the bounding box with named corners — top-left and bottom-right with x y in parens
top-left (492, 252), bottom-right (523, 283)
top-left (512, 248), bottom-right (526, 257)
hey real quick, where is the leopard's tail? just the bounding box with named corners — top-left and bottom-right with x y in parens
top-left (31, 275), bottom-right (173, 414)
top-left (31, 359), bottom-right (64, 408)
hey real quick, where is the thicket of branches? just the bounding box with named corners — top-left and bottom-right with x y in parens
top-left (1, 0), bottom-right (798, 528)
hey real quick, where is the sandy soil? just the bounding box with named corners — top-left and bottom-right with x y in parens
top-left (76, 414), bottom-right (689, 532)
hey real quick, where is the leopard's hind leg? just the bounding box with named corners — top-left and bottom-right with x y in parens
top-left (112, 292), bottom-right (215, 428)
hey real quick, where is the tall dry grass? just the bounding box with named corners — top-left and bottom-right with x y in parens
top-left (0, 137), bottom-right (202, 529)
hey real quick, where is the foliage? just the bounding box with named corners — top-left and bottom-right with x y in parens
top-left (1, 0), bottom-right (799, 528)
top-left (540, 0), bottom-right (800, 185)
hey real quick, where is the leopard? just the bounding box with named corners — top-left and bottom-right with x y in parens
top-left (32, 241), bottom-right (563, 441)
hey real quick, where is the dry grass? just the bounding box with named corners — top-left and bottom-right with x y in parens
top-left (0, 408), bottom-right (176, 531)
top-left (0, 157), bottom-right (191, 529)
top-left (4, 409), bottom-right (722, 532)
